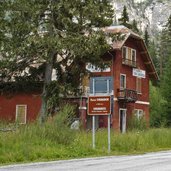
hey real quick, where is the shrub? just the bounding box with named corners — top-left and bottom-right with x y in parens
top-left (43, 104), bottom-right (77, 145)
top-left (17, 104), bottom-right (77, 146)
top-left (127, 115), bottom-right (147, 131)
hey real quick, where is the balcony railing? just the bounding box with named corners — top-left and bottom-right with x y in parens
top-left (122, 58), bottom-right (136, 67)
top-left (117, 89), bottom-right (138, 103)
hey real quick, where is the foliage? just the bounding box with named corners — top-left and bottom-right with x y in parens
top-left (118, 5), bottom-right (132, 29)
top-left (127, 115), bottom-right (147, 131)
top-left (158, 15), bottom-right (171, 126)
top-left (148, 40), bottom-right (160, 75)
top-left (118, 6), bottom-right (140, 33)
top-left (144, 27), bottom-right (150, 48)
top-left (160, 55), bottom-right (171, 126)
top-left (131, 19), bottom-right (140, 33)
top-left (1, 128), bottom-right (171, 164)
top-left (148, 15), bottom-right (171, 128)
top-left (150, 83), bottom-right (167, 127)
top-left (158, 15), bottom-right (171, 77)
top-left (41, 104), bottom-right (77, 144)
top-left (0, 81), bottom-right (43, 96)
top-left (0, 0), bottom-right (114, 121)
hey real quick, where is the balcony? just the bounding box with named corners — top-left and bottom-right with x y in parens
top-left (122, 58), bottom-right (136, 67)
top-left (117, 89), bottom-right (138, 103)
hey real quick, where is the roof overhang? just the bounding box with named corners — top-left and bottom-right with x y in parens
top-left (104, 26), bottom-right (159, 80)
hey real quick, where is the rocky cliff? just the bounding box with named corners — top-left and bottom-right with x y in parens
top-left (111, 0), bottom-right (171, 36)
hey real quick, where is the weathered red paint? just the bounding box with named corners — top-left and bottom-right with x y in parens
top-left (0, 93), bottom-right (41, 123)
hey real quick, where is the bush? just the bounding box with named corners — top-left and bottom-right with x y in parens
top-left (18, 104), bottom-right (77, 146)
top-left (43, 104), bottom-right (77, 145)
top-left (128, 115), bottom-right (147, 131)
top-left (150, 83), bottom-right (167, 127)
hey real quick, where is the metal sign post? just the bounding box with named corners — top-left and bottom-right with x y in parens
top-left (92, 79), bottom-right (95, 149)
top-left (92, 115), bottom-right (95, 149)
top-left (108, 114), bottom-right (111, 153)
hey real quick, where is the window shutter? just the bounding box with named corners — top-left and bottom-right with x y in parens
top-left (16, 105), bottom-right (27, 124)
top-left (136, 77), bottom-right (142, 94)
top-left (120, 74), bottom-right (126, 89)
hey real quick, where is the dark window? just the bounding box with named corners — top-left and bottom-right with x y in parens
top-left (120, 74), bottom-right (126, 89)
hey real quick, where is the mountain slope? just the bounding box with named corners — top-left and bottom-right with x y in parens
top-left (111, 0), bottom-right (171, 36)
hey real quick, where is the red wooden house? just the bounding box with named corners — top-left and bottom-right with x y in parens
top-left (0, 26), bottom-right (158, 132)
top-left (80, 26), bottom-right (158, 132)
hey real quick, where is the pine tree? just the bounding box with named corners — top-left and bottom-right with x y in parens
top-left (161, 55), bottom-right (171, 126)
top-left (144, 27), bottom-right (150, 48)
top-left (0, 0), bottom-right (114, 122)
top-left (148, 41), bottom-right (160, 75)
top-left (158, 14), bottom-right (171, 78)
top-left (118, 5), bottom-right (131, 29)
top-left (131, 19), bottom-right (139, 33)
top-left (150, 82), bottom-right (167, 127)
top-left (160, 15), bottom-right (171, 126)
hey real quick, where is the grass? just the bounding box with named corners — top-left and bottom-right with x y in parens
top-left (0, 105), bottom-right (171, 165)
top-left (1, 126), bottom-right (171, 165)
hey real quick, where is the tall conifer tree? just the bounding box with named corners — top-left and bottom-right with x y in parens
top-left (118, 5), bottom-right (131, 29)
top-left (160, 15), bottom-right (171, 126)
top-left (132, 19), bottom-right (139, 33)
top-left (144, 27), bottom-right (150, 48)
top-left (0, 0), bottom-right (114, 122)
top-left (158, 15), bottom-right (171, 77)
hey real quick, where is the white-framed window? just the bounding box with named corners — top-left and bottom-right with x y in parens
top-left (134, 109), bottom-right (144, 119)
top-left (120, 74), bottom-right (126, 90)
top-left (16, 105), bottom-right (27, 124)
top-left (90, 77), bottom-right (113, 95)
top-left (136, 77), bottom-right (142, 94)
top-left (122, 46), bottom-right (136, 67)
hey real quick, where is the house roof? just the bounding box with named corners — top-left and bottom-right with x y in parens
top-left (103, 25), bottom-right (159, 80)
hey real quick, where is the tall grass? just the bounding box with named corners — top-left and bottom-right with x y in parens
top-left (1, 115), bottom-right (171, 164)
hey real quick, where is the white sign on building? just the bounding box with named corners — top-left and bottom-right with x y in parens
top-left (86, 63), bottom-right (111, 73)
top-left (133, 68), bottom-right (146, 78)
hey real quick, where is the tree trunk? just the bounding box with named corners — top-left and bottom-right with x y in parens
top-left (39, 52), bottom-right (56, 123)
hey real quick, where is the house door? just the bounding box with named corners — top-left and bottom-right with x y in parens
top-left (119, 109), bottom-right (127, 133)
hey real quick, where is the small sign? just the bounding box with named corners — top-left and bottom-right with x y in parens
top-left (88, 96), bottom-right (111, 115)
top-left (86, 63), bottom-right (111, 73)
top-left (133, 68), bottom-right (146, 78)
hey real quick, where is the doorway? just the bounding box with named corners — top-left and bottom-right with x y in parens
top-left (119, 109), bottom-right (127, 133)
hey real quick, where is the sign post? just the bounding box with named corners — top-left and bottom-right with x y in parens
top-left (92, 115), bottom-right (95, 149)
top-left (88, 95), bottom-right (111, 152)
top-left (108, 114), bottom-right (111, 153)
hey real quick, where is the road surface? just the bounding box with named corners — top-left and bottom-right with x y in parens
top-left (0, 150), bottom-right (171, 171)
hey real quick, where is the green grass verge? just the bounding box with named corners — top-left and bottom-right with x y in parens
top-left (0, 126), bottom-right (171, 165)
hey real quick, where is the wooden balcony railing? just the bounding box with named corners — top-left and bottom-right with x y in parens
top-left (117, 89), bottom-right (138, 103)
top-left (122, 58), bottom-right (136, 67)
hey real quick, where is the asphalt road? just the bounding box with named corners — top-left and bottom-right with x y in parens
top-left (0, 150), bottom-right (171, 171)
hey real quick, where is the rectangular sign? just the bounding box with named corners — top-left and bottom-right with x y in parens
top-left (86, 63), bottom-right (111, 73)
top-left (88, 96), bottom-right (111, 115)
top-left (133, 68), bottom-right (146, 78)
